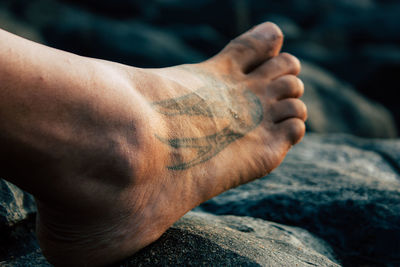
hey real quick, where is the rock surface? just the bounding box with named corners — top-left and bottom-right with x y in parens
top-left (119, 212), bottom-right (339, 267)
top-left (1, 134), bottom-right (400, 266)
top-left (198, 134), bottom-right (400, 266)
top-left (0, 180), bottom-right (36, 228)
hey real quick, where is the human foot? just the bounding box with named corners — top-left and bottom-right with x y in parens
top-left (29, 22), bottom-right (306, 266)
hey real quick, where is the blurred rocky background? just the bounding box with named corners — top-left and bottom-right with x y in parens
top-left (1, 1), bottom-right (400, 267)
top-left (0, 0), bottom-right (399, 137)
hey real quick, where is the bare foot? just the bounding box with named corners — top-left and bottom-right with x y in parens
top-left (29, 22), bottom-right (306, 266)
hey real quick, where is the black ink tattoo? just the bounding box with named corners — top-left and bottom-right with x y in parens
top-left (152, 86), bottom-right (235, 118)
top-left (155, 127), bottom-right (244, 170)
top-left (152, 75), bottom-right (263, 170)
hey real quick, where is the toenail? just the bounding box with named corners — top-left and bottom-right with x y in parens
top-left (250, 22), bottom-right (283, 39)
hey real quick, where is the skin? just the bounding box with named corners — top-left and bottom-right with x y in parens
top-left (0, 22), bottom-right (307, 266)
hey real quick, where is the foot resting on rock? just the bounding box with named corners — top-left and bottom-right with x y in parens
top-left (0, 22), bottom-right (306, 266)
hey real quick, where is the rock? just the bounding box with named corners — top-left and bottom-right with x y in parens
top-left (198, 133), bottom-right (400, 266)
top-left (300, 61), bottom-right (397, 138)
top-left (119, 212), bottom-right (339, 267)
top-left (0, 189), bottom-right (339, 267)
top-left (0, 180), bottom-right (40, 265)
top-left (0, 216), bottom-right (48, 267)
top-left (0, 180), bottom-right (36, 228)
top-left (0, 250), bottom-right (50, 267)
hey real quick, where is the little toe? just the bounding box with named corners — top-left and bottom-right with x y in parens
top-left (276, 118), bottom-right (306, 145)
top-left (270, 98), bottom-right (307, 123)
top-left (217, 22), bottom-right (283, 73)
top-left (250, 53), bottom-right (301, 81)
top-left (266, 75), bottom-right (304, 100)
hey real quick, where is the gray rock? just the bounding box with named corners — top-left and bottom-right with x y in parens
top-left (0, 250), bottom-right (50, 267)
top-left (300, 61), bottom-right (398, 138)
top-left (0, 180), bottom-right (36, 228)
top-left (0, 188), bottom-right (339, 267)
top-left (198, 133), bottom-right (400, 266)
top-left (0, 211), bottom-right (45, 266)
top-left (120, 212), bottom-right (339, 267)
top-left (0, 198), bottom-right (339, 267)
top-left (0, 180), bottom-right (39, 265)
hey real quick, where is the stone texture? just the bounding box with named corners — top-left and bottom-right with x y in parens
top-left (0, 186), bottom-right (339, 267)
top-left (0, 180), bottom-right (36, 228)
top-left (0, 180), bottom-right (39, 265)
top-left (0, 212), bottom-right (46, 266)
top-left (119, 212), bottom-right (339, 267)
top-left (0, 250), bottom-right (50, 267)
top-left (198, 134), bottom-right (400, 266)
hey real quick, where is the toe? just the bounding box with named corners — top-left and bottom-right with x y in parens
top-left (276, 118), bottom-right (306, 145)
top-left (270, 98), bottom-right (307, 123)
top-left (217, 22), bottom-right (283, 73)
top-left (266, 75), bottom-right (304, 100)
top-left (250, 53), bottom-right (301, 80)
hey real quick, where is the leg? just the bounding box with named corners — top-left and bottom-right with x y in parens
top-left (0, 22), bottom-right (306, 266)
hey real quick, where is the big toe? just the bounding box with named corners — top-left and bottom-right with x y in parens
top-left (217, 22), bottom-right (283, 74)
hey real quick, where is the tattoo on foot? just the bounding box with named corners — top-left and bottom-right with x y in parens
top-left (152, 81), bottom-right (263, 170)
